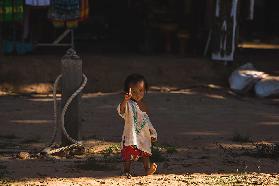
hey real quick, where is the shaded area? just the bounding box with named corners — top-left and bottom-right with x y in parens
top-left (0, 55), bottom-right (227, 94)
top-left (1, 52), bottom-right (279, 94)
top-left (0, 87), bottom-right (279, 182)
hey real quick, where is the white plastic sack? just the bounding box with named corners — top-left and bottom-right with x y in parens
top-left (255, 76), bottom-right (279, 97)
top-left (229, 63), bottom-right (266, 93)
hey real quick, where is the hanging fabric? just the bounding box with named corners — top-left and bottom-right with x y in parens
top-left (0, 1), bottom-right (3, 22)
top-left (211, 0), bottom-right (239, 62)
top-left (0, 0), bottom-right (24, 22)
top-left (49, 0), bottom-right (80, 28)
top-left (49, 0), bottom-right (89, 28)
top-left (0, 0), bottom-right (28, 54)
top-left (2, 0), bottom-right (13, 22)
top-left (25, 0), bottom-right (50, 6)
top-left (248, 0), bottom-right (254, 20)
top-left (14, 0), bottom-right (24, 21)
top-left (80, 0), bottom-right (89, 21)
top-left (49, 0), bottom-right (80, 21)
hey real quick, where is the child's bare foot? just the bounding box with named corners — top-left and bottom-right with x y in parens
top-left (121, 172), bottom-right (132, 179)
top-left (146, 163), bottom-right (157, 175)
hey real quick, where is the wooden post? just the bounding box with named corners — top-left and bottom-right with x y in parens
top-left (61, 49), bottom-right (82, 146)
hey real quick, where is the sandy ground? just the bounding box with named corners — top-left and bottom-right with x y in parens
top-left (0, 53), bottom-right (279, 185)
top-left (0, 87), bottom-right (279, 185)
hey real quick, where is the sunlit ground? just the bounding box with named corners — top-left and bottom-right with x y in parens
top-left (2, 173), bottom-right (279, 186)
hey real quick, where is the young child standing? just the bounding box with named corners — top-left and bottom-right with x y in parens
top-left (117, 74), bottom-right (157, 178)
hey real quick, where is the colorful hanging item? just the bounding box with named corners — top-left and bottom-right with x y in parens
top-left (13, 0), bottom-right (24, 21)
top-left (0, 0), bottom-right (24, 22)
top-left (49, 0), bottom-right (89, 28)
top-left (2, 0), bottom-right (13, 22)
top-left (80, 0), bottom-right (89, 21)
top-left (49, 0), bottom-right (80, 28)
top-left (0, 1), bottom-right (3, 22)
top-left (25, 0), bottom-right (50, 6)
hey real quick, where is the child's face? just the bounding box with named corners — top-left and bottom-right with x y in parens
top-left (130, 81), bottom-right (145, 101)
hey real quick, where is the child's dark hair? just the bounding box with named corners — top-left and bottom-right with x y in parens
top-left (124, 74), bottom-right (149, 93)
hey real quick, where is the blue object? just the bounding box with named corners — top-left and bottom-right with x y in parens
top-left (2, 40), bottom-right (14, 54)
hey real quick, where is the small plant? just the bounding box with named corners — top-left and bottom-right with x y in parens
top-left (102, 144), bottom-right (120, 155)
top-left (154, 142), bottom-right (178, 154)
top-left (150, 143), bottom-right (167, 162)
top-left (103, 147), bottom-right (113, 155)
top-left (220, 142), bottom-right (279, 159)
top-left (252, 143), bottom-right (279, 159)
top-left (164, 145), bottom-right (178, 154)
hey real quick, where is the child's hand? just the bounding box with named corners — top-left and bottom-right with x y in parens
top-left (151, 137), bottom-right (157, 143)
top-left (124, 88), bottom-right (132, 101)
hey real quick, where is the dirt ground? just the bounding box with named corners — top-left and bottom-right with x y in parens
top-left (1, 53), bottom-right (279, 185)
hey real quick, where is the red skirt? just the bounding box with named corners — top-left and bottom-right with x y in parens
top-left (121, 145), bottom-right (151, 161)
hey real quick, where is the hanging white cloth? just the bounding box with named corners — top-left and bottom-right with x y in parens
top-left (248, 0), bottom-right (255, 20)
top-left (25, 0), bottom-right (50, 6)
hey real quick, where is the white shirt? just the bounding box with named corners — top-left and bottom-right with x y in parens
top-left (25, 0), bottom-right (50, 6)
top-left (117, 100), bottom-right (157, 155)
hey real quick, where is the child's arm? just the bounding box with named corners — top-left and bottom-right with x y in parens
top-left (117, 101), bottom-right (127, 119)
top-left (143, 102), bottom-right (157, 141)
top-left (117, 88), bottom-right (132, 118)
top-left (149, 122), bottom-right (157, 141)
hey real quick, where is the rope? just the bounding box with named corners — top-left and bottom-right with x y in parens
top-left (49, 74), bottom-right (62, 148)
top-left (40, 73), bottom-right (87, 155)
top-left (42, 143), bottom-right (82, 155)
top-left (61, 74), bottom-right (87, 144)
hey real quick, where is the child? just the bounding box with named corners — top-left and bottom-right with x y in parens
top-left (117, 74), bottom-right (158, 178)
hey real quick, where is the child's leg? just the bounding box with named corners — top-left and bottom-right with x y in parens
top-left (123, 161), bottom-right (131, 173)
top-left (142, 157), bottom-right (151, 172)
top-left (143, 157), bottom-right (157, 175)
